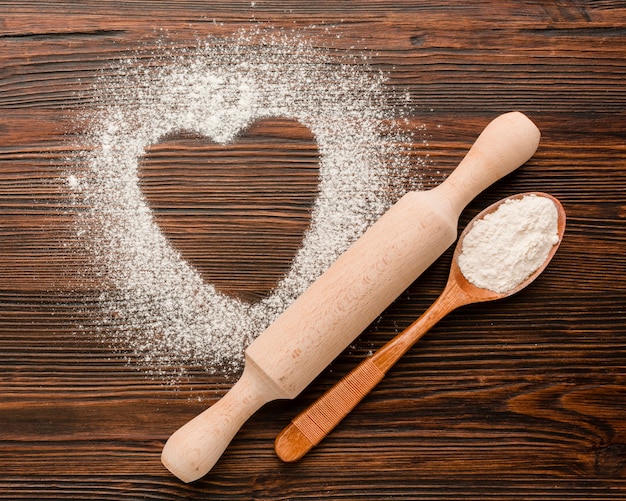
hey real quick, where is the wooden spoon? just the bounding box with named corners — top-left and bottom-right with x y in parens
top-left (274, 192), bottom-right (566, 462)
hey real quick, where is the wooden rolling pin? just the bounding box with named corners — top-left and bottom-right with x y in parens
top-left (161, 111), bottom-right (541, 482)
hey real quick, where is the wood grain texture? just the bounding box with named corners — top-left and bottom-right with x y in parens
top-left (1, 1), bottom-right (625, 499)
top-left (140, 119), bottom-right (321, 302)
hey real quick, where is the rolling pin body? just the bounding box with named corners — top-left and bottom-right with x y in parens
top-left (161, 112), bottom-right (541, 482)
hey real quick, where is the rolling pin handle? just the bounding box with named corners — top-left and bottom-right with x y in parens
top-left (436, 111), bottom-right (541, 214)
top-left (161, 360), bottom-right (283, 483)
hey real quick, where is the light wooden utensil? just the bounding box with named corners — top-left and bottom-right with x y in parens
top-left (161, 112), bottom-right (541, 482)
top-left (274, 192), bottom-right (566, 462)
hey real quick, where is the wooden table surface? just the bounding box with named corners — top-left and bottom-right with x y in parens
top-left (1, 1), bottom-right (625, 499)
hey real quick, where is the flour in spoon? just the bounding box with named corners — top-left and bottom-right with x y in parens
top-left (458, 194), bottom-right (560, 293)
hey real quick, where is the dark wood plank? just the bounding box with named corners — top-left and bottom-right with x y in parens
top-left (1, 1), bottom-right (626, 499)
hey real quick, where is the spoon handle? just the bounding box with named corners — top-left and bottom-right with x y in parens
top-left (274, 286), bottom-right (461, 462)
top-left (274, 356), bottom-right (385, 463)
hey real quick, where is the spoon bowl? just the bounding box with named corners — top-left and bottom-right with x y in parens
top-left (275, 192), bottom-right (566, 462)
top-left (451, 191), bottom-right (566, 306)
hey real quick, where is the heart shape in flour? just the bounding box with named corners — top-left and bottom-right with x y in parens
top-left (139, 118), bottom-right (320, 303)
top-left (78, 34), bottom-right (411, 371)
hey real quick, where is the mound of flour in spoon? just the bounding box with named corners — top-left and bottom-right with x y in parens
top-left (70, 28), bottom-right (423, 377)
top-left (458, 194), bottom-right (560, 293)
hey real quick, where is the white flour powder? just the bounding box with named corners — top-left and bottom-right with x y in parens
top-left (69, 28), bottom-right (424, 377)
top-left (458, 195), bottom-right (560, 293)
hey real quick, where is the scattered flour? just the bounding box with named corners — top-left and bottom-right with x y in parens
top-left (458, 194), bottom-right (560, 293)
top-left (69, 28), bottom-right (424, 377)
top-left (66, 174), bottom-right (80, 190)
